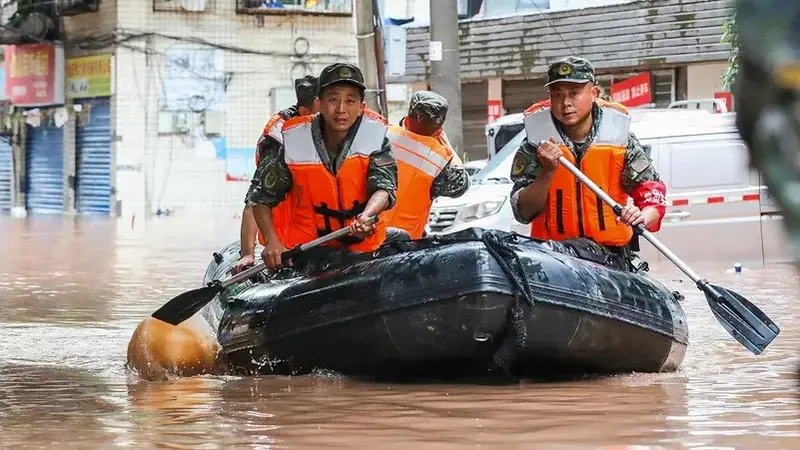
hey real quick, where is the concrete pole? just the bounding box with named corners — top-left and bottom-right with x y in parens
top-left (354, 0), bottom-right (381, 113)
top-left (429, 0), bottom-right (463, 155)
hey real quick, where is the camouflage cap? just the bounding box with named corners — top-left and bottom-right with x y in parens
top-left (545, 56), bottom-right (596, 87)
top-left (318, 62), bottom-right (366, 94)
top-left (294, 75), bottom-right (318, 107)
top-left (408, 91), bottom-right (449, 127)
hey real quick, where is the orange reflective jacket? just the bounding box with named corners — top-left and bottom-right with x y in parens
top-left (383, 120), bottom-right (453, 239)
top-left (256, 112), bottom-right (292, 246)
top-left (523, 99), bottom-right (634, 247)
top-left (281, 110), bottom-right (389, 253)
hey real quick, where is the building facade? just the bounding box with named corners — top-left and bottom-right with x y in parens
top-left (386, 0), bottom-right (736, 160)
top-left (0, 0), bottom-right (356, 218)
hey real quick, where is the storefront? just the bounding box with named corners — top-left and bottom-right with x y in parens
top-left (607, 70), bottom-right (677, 108)
top-left (0, 64), bottom-right (10, 215)
top-left (0, 135), bottom-right (11, 214)
top-left (25, 116), bottom-right (65, 215)
top-left (67, 54), bottom-right (114, 216)
top-left (4, 43), bottom-right (68, 215)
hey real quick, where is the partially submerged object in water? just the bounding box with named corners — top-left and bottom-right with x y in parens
top-left (126, 315), bottom-right (220, 381)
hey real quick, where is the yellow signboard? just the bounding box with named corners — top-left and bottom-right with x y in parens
top-left (66, 54), bottom-right (113, 99)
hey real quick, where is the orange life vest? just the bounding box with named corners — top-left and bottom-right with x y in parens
top-left (383, 119), bottom-right (453, 239)
top-left (281, 110), bottom-right (389, 253)
top-left (256, 112), bottom-right (292, 247)
top-left (523, 99), bottom-right (634, 247)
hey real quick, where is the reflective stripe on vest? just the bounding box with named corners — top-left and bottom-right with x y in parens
top-left (384, 123), bottom-right (453, 239)
top-left (523, 99), bottom-right (634, 246)
top-left (281, 112), bottom-right (388, 252)
top-left (387, 126), bottom-right (451, 178)
top-left (264, 113), bottom-right (286, 145)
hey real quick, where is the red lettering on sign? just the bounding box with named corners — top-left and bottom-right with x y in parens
top-left (3, 43), bottom-right (64, 106)
top-left (610, 72), bottom-right (653, 107)
top-left (487, 99), bottom-right (503, 124)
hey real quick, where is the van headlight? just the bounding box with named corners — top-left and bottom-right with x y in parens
top-left (456, 196), bottom-right (507, 222)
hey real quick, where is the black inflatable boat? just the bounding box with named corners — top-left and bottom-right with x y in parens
top-left (199, 228), bottom-right (688, 380)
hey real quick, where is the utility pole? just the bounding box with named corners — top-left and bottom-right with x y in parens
top-left (429, 0), bottom-right (463, 155)
top-left (355, 0), bottom-right (382, 113)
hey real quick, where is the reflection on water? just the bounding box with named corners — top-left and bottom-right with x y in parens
top-left (0, 216), bottom-right (798, 449)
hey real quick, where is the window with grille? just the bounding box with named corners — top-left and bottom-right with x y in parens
top-left (651, 71), bottom-right (675, 107)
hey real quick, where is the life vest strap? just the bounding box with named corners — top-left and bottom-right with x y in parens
top-left (312, 200), bottom-right (367, 243)
top-left (312, 200), bottom-right (366, 223)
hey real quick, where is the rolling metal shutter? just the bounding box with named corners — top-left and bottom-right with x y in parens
top-left (75, 99), bottom-right (112, 215)
top-left (25, 120), bottom-right (65, 215)
top-left (501, 77), bottom-right (548, 115)
top-left (0, 136), bottom-right (12, 214)
top-left (461, 81), bottom-right (488, 161)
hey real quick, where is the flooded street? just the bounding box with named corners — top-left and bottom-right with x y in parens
top-left (1, 217), bottom-right (798, 449)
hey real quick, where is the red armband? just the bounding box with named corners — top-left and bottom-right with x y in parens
top-left (632, 181), bottom-right (667, 232)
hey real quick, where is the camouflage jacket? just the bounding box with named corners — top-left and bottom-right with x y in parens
top-left (246, 113), bottom-right (398, 209)
top-left (430, 161), bottom-right (470, 200)
top-left (509, 102), bottom-right (662, 223)
top-left (245, 106), bottom-right (298, 207)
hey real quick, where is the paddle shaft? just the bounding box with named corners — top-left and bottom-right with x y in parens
top-left (221, 216), bottom-right (379, 288)
top-left (557, 156), bottom-right (705, 285)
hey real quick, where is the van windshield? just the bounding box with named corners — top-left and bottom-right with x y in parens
top-left (473, 130), bottom-right (526, 183)
top-left (493, 123), bottom-right (525, 156)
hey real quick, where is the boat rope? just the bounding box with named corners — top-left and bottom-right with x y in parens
top-left (478, 232), bottom-right (536, 377)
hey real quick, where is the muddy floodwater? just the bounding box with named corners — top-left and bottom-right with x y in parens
top-left (1, 217), bottom-right (798, 449)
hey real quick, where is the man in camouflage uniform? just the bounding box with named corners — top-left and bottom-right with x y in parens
top-left (248, 63), bottom-right (398, 269)
top-left (385, 91), bottom-right (470, 241)
top-left (509, 56), bottom-right (667, 262)
top-left (404, 91), bottom-right (470, 202)
top-left (234, 75), bottom-right (319, 274)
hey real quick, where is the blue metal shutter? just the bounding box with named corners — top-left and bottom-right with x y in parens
top-left (25, 120), bottom-right (65, 215)
top-left (75, 99), bottom-right (112, 215)
top-left (0, 136), bottom-right (12, 214)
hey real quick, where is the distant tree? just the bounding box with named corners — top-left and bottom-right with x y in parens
top-left (721, 10), bottom-right (739, 90)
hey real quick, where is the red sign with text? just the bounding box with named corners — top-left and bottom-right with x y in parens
top-left (3, 44), bottom-right (65, 106)
top-left (610, 72), bottom-right (653, 107)
top-left (487, 99), bottom-right (502, 123)
top-left (714, 91), bottom-right (733, 113)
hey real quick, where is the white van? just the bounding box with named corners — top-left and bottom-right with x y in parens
top-left (632, 112), bottom-right (786, 265)
top-left (432, 109), bottom-right (788, 266)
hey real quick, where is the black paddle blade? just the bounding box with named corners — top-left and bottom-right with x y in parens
top-left (150, 283), bottom-right (222, 326)
top-left (701, 282), bottom-right (780, 355)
